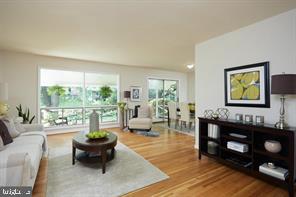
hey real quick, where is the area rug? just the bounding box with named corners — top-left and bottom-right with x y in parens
top-left (47, 142), bottom-right (168, 197)
top-left (135, 130), bottom-right (160, 137)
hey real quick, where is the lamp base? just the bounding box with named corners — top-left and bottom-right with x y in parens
top-left (275, 121), bottom-right (288, 129)
top-left (274, 95), bottom-right (288, 130)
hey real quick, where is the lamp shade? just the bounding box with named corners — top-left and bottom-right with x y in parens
top-left (123, 91), bottom-right (131, 99)
top-left (271, 74), bottom-right (296, 95)
top-left (0, 83), bottom-right (8, 101)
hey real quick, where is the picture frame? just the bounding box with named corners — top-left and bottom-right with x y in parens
top-left (224, 62), bottom-right (270, 108)
top-left (130, 86), bottom-right (142, 102)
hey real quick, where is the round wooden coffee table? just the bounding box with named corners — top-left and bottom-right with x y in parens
top-left (72, 131), bottom-right (117, 174)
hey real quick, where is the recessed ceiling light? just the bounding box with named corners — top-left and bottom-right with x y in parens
top-left (187, 64), bottom-right (194, 69)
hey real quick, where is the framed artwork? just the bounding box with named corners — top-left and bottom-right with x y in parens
top-left (130, 86), bottom-right (142, 102)
top-left (224, 62), bottom-right (270, 108)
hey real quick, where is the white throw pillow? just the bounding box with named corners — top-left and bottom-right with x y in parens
top-left (2, 118), bottom-right (20, 138)
top-left (138, 106), bottom-right (150, 118)
top-left (0, 137), bottom-right (5, 151)
top-left (14, 118), bottom-right (26, 133)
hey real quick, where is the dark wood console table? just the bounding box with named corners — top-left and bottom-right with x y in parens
top-left (198, 117), bottom-right (296, 197)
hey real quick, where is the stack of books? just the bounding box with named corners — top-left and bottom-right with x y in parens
top-left (259, 163), bottom-right (288, 180)
top-left (227, 141), bottom-right (249, 153)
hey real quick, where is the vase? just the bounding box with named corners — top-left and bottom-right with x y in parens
top-left (119, 110), bottom-right (124, 129)
top-left (89, 110), bottom-right (100, 132)
top-left (51, 93), bottom-right (60, 107)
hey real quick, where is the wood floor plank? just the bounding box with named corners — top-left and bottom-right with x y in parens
top-left (34, 125), bottom-right (290, 197)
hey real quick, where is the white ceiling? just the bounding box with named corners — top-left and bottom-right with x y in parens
top-left (0, 1), bottom-right (295, 72)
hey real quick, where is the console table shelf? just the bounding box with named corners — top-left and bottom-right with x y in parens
top-left (221, 134), bottom-right (252, 144)
top-left (200, 136), bottom-right (220, 144)
top-left (198, 117), bottom-right (296, 197)
top-left (221, 147), bottom-right (252, 158)
top-left (254, 149), bottom-right (289, 162)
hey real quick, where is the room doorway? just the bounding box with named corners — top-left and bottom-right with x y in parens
top-left (148, 78), bottom-right (179, 122)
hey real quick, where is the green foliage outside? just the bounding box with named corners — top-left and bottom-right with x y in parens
top-left (148, 83), bottom-right (177, 118)
top-left (47, 85), bottom-right (66, 96)
top-left (40, 84), bottom-right (118, 127)
top-left (40, 85), bottom-right (117, 108)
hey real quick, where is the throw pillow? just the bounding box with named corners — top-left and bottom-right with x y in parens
top-left (138, 106), bottom-right (149, 118)
top-left (0, 137), bottom-right (5, 151)
top-left (0, 120), bottom-right (13, 145)
top-left (14, 119), bottom-right (26, 133)
top-left (2, 118), bottom-right (20, 138)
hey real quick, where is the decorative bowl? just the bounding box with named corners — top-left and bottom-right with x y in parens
top-left (264, 140), bottom-right (282, 153)
top-left (86, 130), bottom-right (109, 140)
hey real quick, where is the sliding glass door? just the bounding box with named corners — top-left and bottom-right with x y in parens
top-left (148, 79), bottom-right (178, 122)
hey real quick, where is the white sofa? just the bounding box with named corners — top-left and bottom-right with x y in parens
top-left (0, 124), bottom-right (47, 188)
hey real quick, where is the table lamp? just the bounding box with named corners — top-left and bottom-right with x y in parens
top-left (271, 74), bottom-right (296, 129)
top-left (124, 91), bottom-right (130, 107)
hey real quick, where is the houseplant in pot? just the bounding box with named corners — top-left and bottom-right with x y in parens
top-left (117, 101), bottom-right (127, 129)
top-left (99, 86), bottom-right (113, 101)
top-left (16, 104), bottom-right (35, 124)
top-left (47, 85), bottom-right (65, 107)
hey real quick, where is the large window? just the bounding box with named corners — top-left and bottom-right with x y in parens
top-left (39, 69), bottom-right (119, 128)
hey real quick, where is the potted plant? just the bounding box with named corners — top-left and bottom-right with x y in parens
top-left (47, 85), bottom-right (65, 107)
top-left (117, 102), bottom-right (127, 129)
top-left (99, 86), bottom-right (113, 101)
top-left (16, 104), bottom-right (35, 124)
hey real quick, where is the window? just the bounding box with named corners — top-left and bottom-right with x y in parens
top-left (39, 69), bottom-right (119, 128)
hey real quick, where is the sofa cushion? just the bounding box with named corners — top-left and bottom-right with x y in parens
top-left (0, 120), bottom-right (13, 145)
top-left (13, 135), bottom-right (44, 148)
top-left (129, 118), bottom-right (152, 130)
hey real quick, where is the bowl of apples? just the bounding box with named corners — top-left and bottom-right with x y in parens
top-left (86, 130), bottom-right (109, 140)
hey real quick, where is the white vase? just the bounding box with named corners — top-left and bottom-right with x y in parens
top-left (89, 110), bottom-right (100, 132)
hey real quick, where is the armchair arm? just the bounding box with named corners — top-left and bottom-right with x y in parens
top-left (22, 124), bottom-right (44, 132)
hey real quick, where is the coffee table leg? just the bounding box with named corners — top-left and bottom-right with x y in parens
top-left (72, 146), bottom-right (76, 165)
top-left (111, 148), bottom-right (115, 159)
top-left (101, 149), bottom-right (107, 174)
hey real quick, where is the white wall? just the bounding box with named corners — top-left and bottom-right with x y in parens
top-left (187, 72), bottom-right (195, 102)
top-left (0, 53), bottom-right (3, 82)
top-left (195, 9), bottom-right (296, 148)
top-left (0, 50), bottom-right (188, 122)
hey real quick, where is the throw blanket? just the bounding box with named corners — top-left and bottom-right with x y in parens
top-left (21, 131), bottom-right (48, 157)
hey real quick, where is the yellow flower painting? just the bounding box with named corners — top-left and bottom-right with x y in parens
top-left (230, 71), bottom-right (260, 100)
top-left (224, 62), bottom-right (270, 108)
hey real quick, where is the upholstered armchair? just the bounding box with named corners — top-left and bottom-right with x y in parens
top-left (128, 105), bottom-right (153, 132)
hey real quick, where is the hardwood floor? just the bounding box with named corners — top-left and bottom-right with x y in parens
top-left (33, 158), bottom-right (48, 197)
top-left (36, 125), bottom-right (289, 197)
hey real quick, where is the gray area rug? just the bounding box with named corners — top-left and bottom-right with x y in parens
top-left (47, 142), bottom-right (168, 197)
top-left (135, 130), bottom-right (160, 137)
